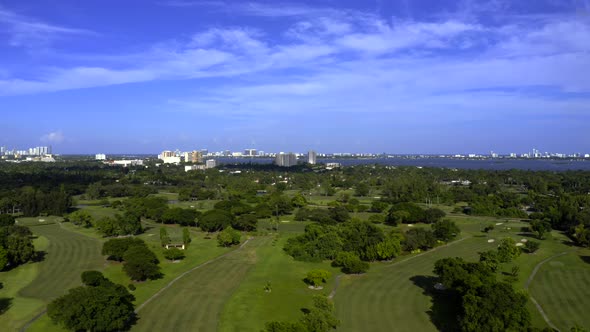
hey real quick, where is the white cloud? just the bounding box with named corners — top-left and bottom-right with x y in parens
top-left (41, 131), bottom-right (65, 143)
top-left (0, 7), bottom-right (94, 47)
top-left (0, 1), bottom-right (589, 110)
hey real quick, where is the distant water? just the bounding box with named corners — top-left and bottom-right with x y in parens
top-left (214, 157), bottom-right (590, 171)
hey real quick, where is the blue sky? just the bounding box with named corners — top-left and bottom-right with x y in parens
top-left (0, 0), bottom-right (589, 154)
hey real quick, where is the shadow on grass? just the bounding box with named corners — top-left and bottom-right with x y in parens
top-left (31, 250), bottom-right (47, 263)
top-left (580, 255), bottom-right (590, 265)
top-left (410, 275), bottom-right (461, 332)
top-left (516, 233), bottom-right (540, 239)
top-left (0, 297), bottom-right (13, 315)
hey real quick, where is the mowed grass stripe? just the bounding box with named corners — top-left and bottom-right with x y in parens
top-left (131, 238), bottom-right (263, 332)
top-left (19, 223), bottom-right (103, 301)
top-left (335, 237), bottom-right (494, 332)
top-left (530, 253), bottom-right (590, 330)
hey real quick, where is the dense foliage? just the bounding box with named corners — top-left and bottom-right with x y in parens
top-left (0, 216), bottom-right (35, 270)
top-left (433, 257), bottom-right (531, 331)
top-left (102, 238), bottom-right (161, 281)
top-left (48, 271), bottom-right (135, 331)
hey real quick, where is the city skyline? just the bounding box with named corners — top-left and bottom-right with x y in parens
top-left (1, 0), bottom-right (589, 153)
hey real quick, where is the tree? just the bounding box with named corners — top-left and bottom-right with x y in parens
top-left (102, 238), bottom-right (147, 261)
top-left (0, 246), bottom-right (8, 271)
top-left (385, 210), bottom-right (409, 226)
top-left (432, 219), bottom-right (460, 242)
top-left (4, 233), bottom-right (34, 266)
top-left (354, 183), bottom-right (370, 197)
top-left (524, 240), bottom-right (541, 253)
top-left (497, 238), bottom-right (521, 263)
top-left (96, 213), bottom-right (142, 237)
top-left (403, 228), bottom-right (436, 251)
top-left (160, 227), bottom-right (170, 246)
top-left (370, 201), bottom-right (389, 213)
top-left (424, 208), bottom-right (446, 224)
top-left (161, 208), bottom-right (197, 226)
top-left (232, 214), bottom-right (258, 231)
top-left (182, 228), bottom-right (191, 246)
top-left (478, 250), bottom-right (500, 272)
top-left (163, 248), bottom-right (185, 261)
top-left (217, 226), bottom-right (241, 247)
top-left (122, 245), bottom-right (160, 281)
top-left (304, 270), bottom-right (331, 287)
top-left (47, 272), bottom-right (135, 332)
top-left (81, 270), bottom-right (108, 286)
top-left (66, 210), bottom-right (93, 228)
top-left (366, 234), bottom-right (402, 261)
top-left (460, 282), bottom-right (530, 332)
top-left (263, 296), bottom-right (338, 332)
top-left (328, 206), bottom-right (350, 223)
top-left (291, 194), bottom-right (307, 208)
top-left (531, 220), bottom-right (552, 239)
top-left (332, 251), bottom-right (369, 274)
top-left (199, 209), bottom-right (233, 232)
top-left (0, 215), bottom-right (15, 227)
top-left (300, 296), bottom-right (340, 332)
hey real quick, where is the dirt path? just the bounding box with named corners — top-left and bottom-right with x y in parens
top-left (135, 237), bottom-right (252, 313)
top-left (525, 251), bottom-right (570, 332)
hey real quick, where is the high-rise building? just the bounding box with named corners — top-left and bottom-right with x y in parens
top-left (244, 149), bottom-right (257, 157)
top-left (188, 150), bottom-right (203, 163)
top-left (159, 150), bottom-right (175, 159)
top-left (206, 159), bottom-right (217, 168)
top-left (96, 154), bottom-right (107, 160)
top-left (307, 150), bottom-right (317, 164)
top-left (275, 152), bottom-right (297, 167)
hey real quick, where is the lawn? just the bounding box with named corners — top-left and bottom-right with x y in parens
top-left (0, 218), bottom-right (103, 331)
top-left (332, 220), bottom-right (572, 332)
top-left (130, 237), bottom-right (265, 331)
top-left (219, 235), bottom-right (340, 332)
top-left (529, 249), bottom-right (590, 330)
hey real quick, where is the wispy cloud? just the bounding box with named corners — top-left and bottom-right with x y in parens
top-left (40, 131), bottom-right (65, 143)
top-left (161, 1), bottom-right (337, 17)
top-left (0, 6), bottom-right (94, 47)
top-left (1, 0), bottom-right (589, 124)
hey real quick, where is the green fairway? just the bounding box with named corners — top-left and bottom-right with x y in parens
top-left (219, 235), bottom-right (340, 332)
top-left (333, 236), bottom-right (497, 332)
top-left (529, 249), bottom-right (590, 331)
top-left (0, 219), bottom-right (103, 331)
top-left (131, 237), bottom-right (265, 332)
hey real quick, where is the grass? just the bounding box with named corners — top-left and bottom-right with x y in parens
top-left (219, 235), bottom-right (340, 332)
top-left (130, 237), bottom-right (264, 331)
top-left (6, 209), bottom-right (587, 332)
top-left (332, 220), bottom-right (572, 332)
top-left (529, 249), bottom-right (590, 330)
top-left (334, 236), bottom-right (495, 332)
top-left (0, 218), bottom-right (103, 331)
top-left (101, 225), bottom-right (232, 306)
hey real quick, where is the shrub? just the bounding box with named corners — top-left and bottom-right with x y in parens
top-left (217, 226), bottom-right (241, 247)
top-left (163, 248), bottom-right (185, 261)
top-left (304, 270), bottom-right (331, 287)
top-left (332, 252), bottom-right (369, 274)
top-left (523, 241), bottom-right (540, 253)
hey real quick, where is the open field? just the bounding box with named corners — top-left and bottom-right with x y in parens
top-left (0, 217), bottom-right (103, 331)
top-left (334, 236), bottom-right (493, 332)
top-left (529, 249), bottom-right (590, 330)
top-left (333, 222), bottom-right (574, 332)
top-left (131, 237), bottom-right (264, 331)
top-left (4, 210), bottom-right (588, 332)
top-left (219, 235), bottom-right (340, 332)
